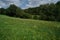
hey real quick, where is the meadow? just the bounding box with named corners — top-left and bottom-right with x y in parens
top-left (0, 15), bottom-right (60, 40)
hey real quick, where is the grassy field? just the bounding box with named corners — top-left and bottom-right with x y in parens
top-left (0, 15), bottom-right (60, 40)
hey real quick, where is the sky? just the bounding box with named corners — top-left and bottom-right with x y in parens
top-left (0, 0), bottom-right (60, 9)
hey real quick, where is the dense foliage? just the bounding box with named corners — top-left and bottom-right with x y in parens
top-left (0, 5), bottom-right (31, 19)
top-left (24, 1), bottom-right (60, 21)
top-left (0, 1), bottom-right (60, 21)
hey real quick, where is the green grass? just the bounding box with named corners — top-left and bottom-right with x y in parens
top-left (0, 15), bottom-right (60, 40)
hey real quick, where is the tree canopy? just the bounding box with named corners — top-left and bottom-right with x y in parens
top-left (0, 1), bottom-right (60, 21)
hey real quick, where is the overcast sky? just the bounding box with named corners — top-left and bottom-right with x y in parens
top-left (0, 0), bottom-right (60, 9)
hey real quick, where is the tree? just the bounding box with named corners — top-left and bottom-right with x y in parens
top-left (0, 8), bottom-right (6, 15)
top-left (6, 4), bottom-right (18, 16)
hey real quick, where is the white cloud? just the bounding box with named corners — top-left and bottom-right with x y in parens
top-left (0, 0), bottom-right (21, 8)
top-left (26, 0), bottom-right (59, 8)
top-left (0, 0), bottom-right (59, 9)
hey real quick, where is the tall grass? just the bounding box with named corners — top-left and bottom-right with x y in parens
top-left (0, 15), bottom-right (60, 40)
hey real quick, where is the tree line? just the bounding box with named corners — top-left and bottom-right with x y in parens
top-left (0, 1), bottom-right (60, 21)
top-left (24, 1), bottom-right (60, 21)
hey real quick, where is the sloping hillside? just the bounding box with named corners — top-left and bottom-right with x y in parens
top-left (0, 15), bottom-right (60, 40)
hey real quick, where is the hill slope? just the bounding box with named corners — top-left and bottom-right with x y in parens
top-left (0, 15), bottom-right (60, 40)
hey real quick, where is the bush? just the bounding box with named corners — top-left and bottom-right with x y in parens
top-left (33, 15), bottom-right (39, 20)
top-left (23, 13), bottom-right (32, 19)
